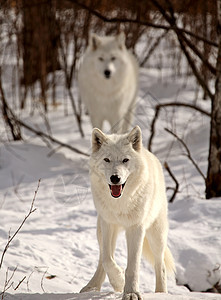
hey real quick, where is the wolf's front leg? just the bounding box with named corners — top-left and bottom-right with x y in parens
top-left (80, 257), bottom-right (105, 292)
top-left (101, 217), bottom-right (125, 292)
top-left (80, 216), bottom-right (106, 292)
top-left (123, 225), bottom-right (145, 300)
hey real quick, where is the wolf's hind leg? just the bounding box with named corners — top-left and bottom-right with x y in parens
top-left (146, 222), bottom-right (168, 293)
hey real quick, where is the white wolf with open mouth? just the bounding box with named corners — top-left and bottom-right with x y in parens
top-left (80, 126), bottom-right (175, 300)
top-left (78, 32), bottom-right (138, 133)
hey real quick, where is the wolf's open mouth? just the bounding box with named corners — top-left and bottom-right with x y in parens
top-left (108, 183), bottom-right (126, 198)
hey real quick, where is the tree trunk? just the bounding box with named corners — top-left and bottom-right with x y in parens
top-left (205, 0), bottom-right (221, 199)
top-left (202, 0), bottom-right (209, 100)
top-left (21, 0), bottom-right (60, 110)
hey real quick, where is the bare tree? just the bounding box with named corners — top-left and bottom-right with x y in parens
top-left (205, 0), bottom-right (221, 199)
top-left (21, 0), bottom-right (60, 111)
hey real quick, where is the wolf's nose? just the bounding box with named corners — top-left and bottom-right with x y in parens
top-left (110, 175), bottom-right (120, 184)
top-left (104, 70), bottom-right (111, 78)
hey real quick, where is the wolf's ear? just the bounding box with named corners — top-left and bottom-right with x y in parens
top-left (89, 33), bottom-right (102, 51)
top-left (116, 32), bottom-right (126, 50)
top-left (92, 128), bottom-right (108, 152)
top-left (127, 126), bottom-right (142, 151)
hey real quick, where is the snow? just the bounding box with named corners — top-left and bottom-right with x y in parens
top-left (1, 31), bottom-right (221, 300)
top-left (3, 291), bottom-right (221, 300)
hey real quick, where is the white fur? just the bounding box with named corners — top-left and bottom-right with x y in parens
top-left (78, 32), bottom-right (138, 133)
top-left (80, 126), bottom-right (175, 300)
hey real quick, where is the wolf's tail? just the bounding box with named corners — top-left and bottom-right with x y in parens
top-left (142, 237), bottom-right (176, 276)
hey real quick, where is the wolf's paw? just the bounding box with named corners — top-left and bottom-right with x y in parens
top-left (122, 292), bottom-right (143, 300)
top-left (108, 266), bottom-right (125, 292)
top-left (80, 285), bottom-right (100, 293)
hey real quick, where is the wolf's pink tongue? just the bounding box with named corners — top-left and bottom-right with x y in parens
top-left (111, 185), bottom-right (122, 198)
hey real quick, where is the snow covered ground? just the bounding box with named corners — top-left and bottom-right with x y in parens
top-left (3, 291), bottom-right (221, 300)
top-left (0, 33), bottom-right (221, 300)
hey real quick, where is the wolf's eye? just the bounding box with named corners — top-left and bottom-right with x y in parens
top-left (104, 158), bottom-right (110, 163)
top-left (99, 57), bottom-right (104, 61)
top-left (111, 56), bottom-right (116, 61)
top-left (122, 158), bottom-right (129, 163)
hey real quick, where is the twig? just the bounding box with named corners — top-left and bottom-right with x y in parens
top-left (47, 145), bottom-right (63, 157)
top-left (14, 276), bottom-right (26, 291)
top-left (26, 269), bottom-right (34, 292)
top-left (5, 103), bottom-right (89, 156)
top-left (0, 67), bottom-right (22, 141)
top-left (177, 35), bottom-right (214, 101)
top-left (140, 30), bottom-right (169, 67)
top-left (164, 162), bottom-right (179, 203)
top-left (59, 36), bottom-right (84, 138)
top-left (34, 124), bottom-right (52, 149)
top-left (1, 266), bottom-right (17, 299)
top-left (148, 103), bottom-right (160, 152)
top-left (3, 268), bottom-right (13, 295)
top-left (13, 174), bottom-right (25, 202)
top-left (165, 128), bottom-right (206, 182)
top-left (0, 179), bottom-right (40, 270)
top-left (148, 101), bottom-right (211, 151)
top-left (67, 86), bottom-right (84, 138)
top-left (15, 116), bottom-right (89, 156)
top-left (41, 267), bottom-right (48, 293)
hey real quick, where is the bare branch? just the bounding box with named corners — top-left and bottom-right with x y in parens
top-left (177, 34), bottom-right (214, 101)
top-left (15, 116), bottom-right (89, 157)
top-left (180, 31), bottom-right (216, 76)
top-left (68, 0), bottom-right (218, 47)
top-left (158, 1), bottom-right (215, 78)
top-left (0, 68), bottom-right (22, 141)
top-left (59, 39), bottom-right (84, 137)
top-left (67, 87), bottom-right (84, 138)
top-left (148, 101), bottom-right (211, 152)
top-left (1, 267), bottom-right (15, 299)
top-left (148, 104), bottom-right (160, 152)
top-left (164, 162), bottom-right (179, 203)
top-left (14, 276), bottom-right (26, 291)
top-left (140, 30), bottom-right (169, 67)
top-left (1, 266), bottom-right (26, 298)
top-left (165, 128), bottom-right (206, 182)
top-left (40, 267), bottom-right (48, 293)
top-left (150, 0), bottom-right (215, 99)
top-left (3, 100), bottom-right (89, 157)
top-left (26, 269), bottom-right (34, 292)
top-left (0, 179), bottom-right (40, 270)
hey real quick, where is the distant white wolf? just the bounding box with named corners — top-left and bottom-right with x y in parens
top-left (78, 32), bottom-right (138, 133)
top-left (80, 126), bottom-right (175, 300)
